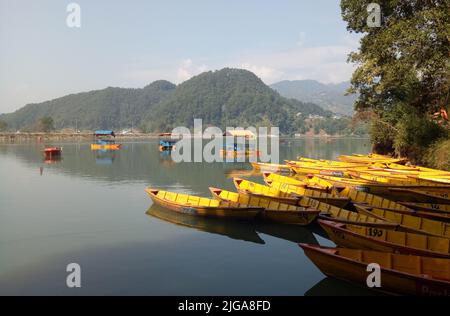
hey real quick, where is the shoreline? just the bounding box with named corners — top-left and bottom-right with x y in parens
top-left (0, 132), bottom-right (370, 143)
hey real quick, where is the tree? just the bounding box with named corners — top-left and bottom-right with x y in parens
top-left (0, 120), bottom-right (7, 132)
top-left (38, 116), bottom-right (55, 132)
top-left (341, 0), bottom-right (449, 157)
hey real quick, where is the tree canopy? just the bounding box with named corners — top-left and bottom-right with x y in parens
top-left (341, 0), bottom-right (449, 158)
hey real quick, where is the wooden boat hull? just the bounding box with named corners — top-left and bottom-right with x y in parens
top-left (354, 204), bottom-right (450, 222)
top-left (399, 202), bottom-right (450, 214)
top-left (355, 204), bottom-right (450, 238)
top-left (319, 219), bottom-right (450, 259)
top-left (300, 244), bottom-right (450, 296)
top-left (145, 188), bottom-right (262, 220)
top-left (209, 187), bottom-right (319, 225)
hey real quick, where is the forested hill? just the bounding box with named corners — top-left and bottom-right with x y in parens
top-left (0, 80), bottom-right (176, 130)
top-left (0, 68), bottom-right (332, 134)
top-left (145, 68), bottom-right (331, 133)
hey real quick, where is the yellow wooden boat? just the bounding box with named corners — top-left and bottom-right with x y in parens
top-left (355, 204), bottom-right (450, 238)
top-left (358, 205), bottom-right (450, 222)
top-left (235, 179), bottom-right (398, 228)
top-left (233, 178), bottom-right (395, 228)
top-left (209, 187), bottom-right (319, 225)
top-left (399, 202), bottom-right (450, 213)
top-left (338, 154), bottom-right (408, 164)
top-left (250, 162), bottom-right (292, 173)
top-left (264, 180), bottom-right (351, 208)
top-left (384, 162), bottom-right (450, 174)
top-left (300, 244), bottom-right (450, 296)
top-left (388, 188), bottom-right (450, 204)
top-left (145, 188), bottom-right (263, 220)
top-left (319, 219), bottom-right (450, 258)
top-left (293, 157), bottom-right (367, 167)
top-left (307, 175), bottom-right (450, 202)
top-left (350, 170), bottom-right (450, 187)
top-left (90, 143), bottom-right (121, 150)
top-left (232, 178), bottom-right (301, 205)
top-left (262, 172), bottom-right (307, 187)
top-left (414, 176), bottom-right (450, 185)
top-left (336, 187), bottom-right (413, 211)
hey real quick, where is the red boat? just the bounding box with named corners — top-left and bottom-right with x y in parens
top-left (43, 147), bottom-right (62, 159)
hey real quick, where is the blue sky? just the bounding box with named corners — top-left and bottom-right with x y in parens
top-left (0, 0), bottom-right (360, 113)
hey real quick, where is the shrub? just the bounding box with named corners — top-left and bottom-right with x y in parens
top-left (424, 138), bottom-right (450, 171)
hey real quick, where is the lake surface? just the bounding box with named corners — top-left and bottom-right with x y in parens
top-left (0, 138), bottom-right (380, 295)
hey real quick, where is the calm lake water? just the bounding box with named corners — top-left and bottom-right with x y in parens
top-left (0, 138), bottom-right (380, 295)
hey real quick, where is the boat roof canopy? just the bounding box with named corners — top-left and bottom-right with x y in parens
top-left (94, 130), bottom-right (115, 137)
top-left (223, 130), bottom-right (255, 139)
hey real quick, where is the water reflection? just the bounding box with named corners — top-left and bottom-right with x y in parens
top-left (146, 204), bottom-right (265, 244)
top-left (305, 277), bottom-right (382, 296)
top-left (256, 222), bottom-right (319, 244)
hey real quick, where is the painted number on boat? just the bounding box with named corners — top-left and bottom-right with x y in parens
top-left (368, 227), bottom-right (383, 237)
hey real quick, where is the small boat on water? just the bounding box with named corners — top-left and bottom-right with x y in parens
top-left (43, 147), bottom-right (62, 159)
top-left (158, 133), bottom-right (179, 151)
top-left (318, 219), bottom-right (450, 258)
top-left (300, 244), bottom-right (450, 296)
top-left (209, 187), bottom-right (319, 225)
top-left (91, 130), bottom-right (121, 151)
top-left (145, 188), bottom-right (263, 220)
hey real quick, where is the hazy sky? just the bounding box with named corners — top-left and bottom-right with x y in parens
top-left (0, 0), bottom-right (360, 113)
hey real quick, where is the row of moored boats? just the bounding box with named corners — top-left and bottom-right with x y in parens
top-left (146, 153), bottom-right (450, 295)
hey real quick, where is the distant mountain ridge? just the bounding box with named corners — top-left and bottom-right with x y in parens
top-left (270, 80), bottom-right (357, 115)
top-left (0, 68), bottom-right (333, 134)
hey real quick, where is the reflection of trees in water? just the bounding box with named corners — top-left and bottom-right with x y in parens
top-left (0, 139), bottom-right (369, 189)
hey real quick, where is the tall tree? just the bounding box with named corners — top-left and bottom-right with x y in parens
top-left (38, 116), bottom-right (55, 132)
top-left (341, 0), bottom-right (449, 157)
top-left (0, 120), bottom-right (7, 132)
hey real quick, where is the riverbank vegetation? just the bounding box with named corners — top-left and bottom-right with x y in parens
top-left (341, 0), bottom-right (450, 168)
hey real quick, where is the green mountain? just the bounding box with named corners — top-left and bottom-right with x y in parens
top-left (270, 80), bottom-right (357, 115)
top-left (1, 68), bottom-right (331, 134)
top-left (0, 80), bottom-right (176, 130)
top-left (146, 68), bottom-right (331, 133)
